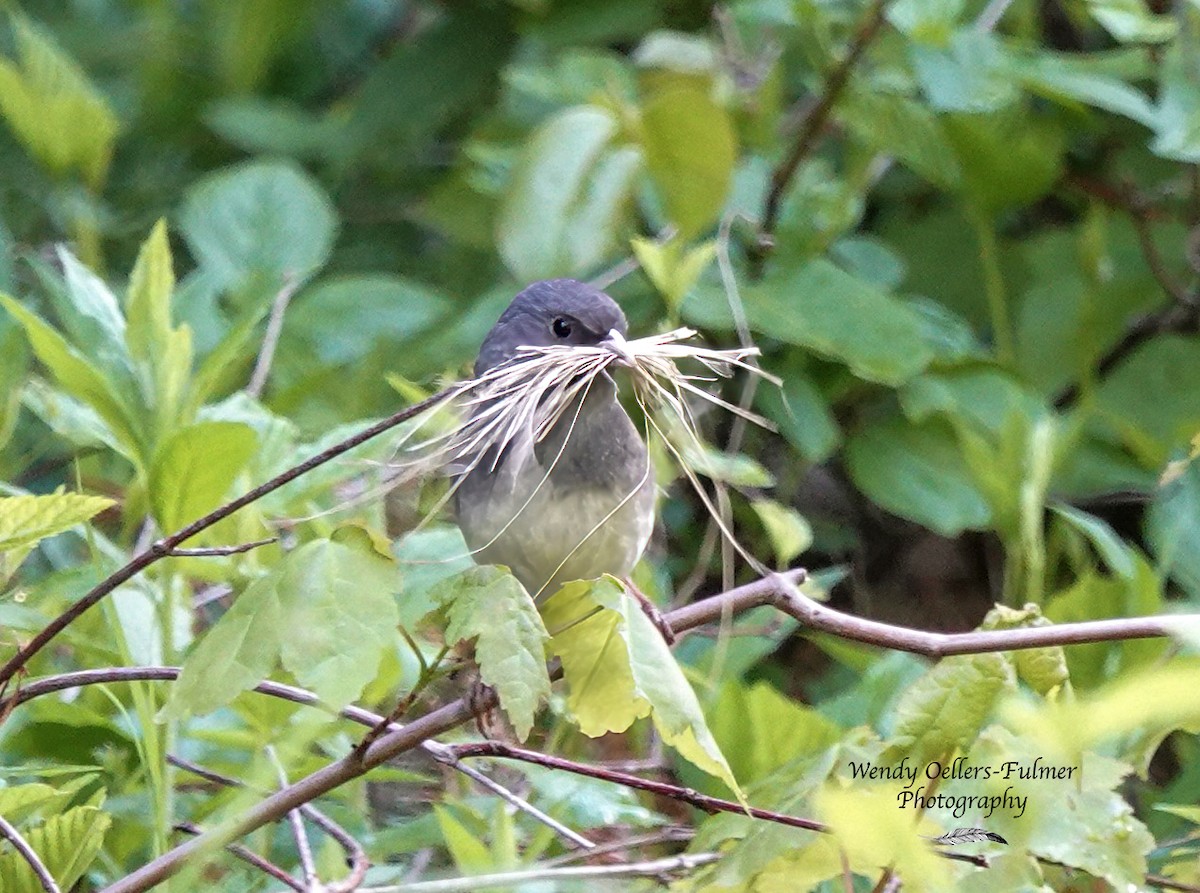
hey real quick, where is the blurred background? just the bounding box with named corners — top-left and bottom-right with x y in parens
top-left (1, 0), bottom-right (1199, 889)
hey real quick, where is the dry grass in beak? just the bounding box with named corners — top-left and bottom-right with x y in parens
top-left (397, 328), bottom-right (780, 572)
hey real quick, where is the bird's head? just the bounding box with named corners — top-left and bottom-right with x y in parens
top-left (475, 279), bottom-right (631, 374)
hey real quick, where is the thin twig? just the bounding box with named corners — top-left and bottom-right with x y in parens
top-left (359, 852), bottom-right (722, 893)
top-left (450, 740), bottom-right (827, 832)
top-left (9, 568), bottom-right (1194, 892)
top-left (247, 275), bottom-right (300, 399)
top-left (0, 814), bottom-right (61, 893)
top-left (167, 537), bottom-right (277, 558)
top-left (0, 385), bottom-right (462, 693)
top-left (974, 0), bottom-right (1017, 31)
top-left (540, 827), bottom-right (693, 866)
top-left (757, 0), bottom-right (890, 249)
top-left (1147, 873), bottom-right (1200, 893)
top-left (173, 821), bottom-right (304, 892)
top-left (268, 747), bottom-right (321, 892)
top-left (167, 755), bottom-right (368, 891)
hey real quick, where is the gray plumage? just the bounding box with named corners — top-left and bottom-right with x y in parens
top-left (454, 279), bottom-right (655, 598)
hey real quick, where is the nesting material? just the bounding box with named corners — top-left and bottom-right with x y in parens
top-left (402, 327), bottom-right (779, 572)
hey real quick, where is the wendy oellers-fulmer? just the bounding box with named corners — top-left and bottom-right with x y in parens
top-left (847, 755), bottom-right (1078, 788)
top-left (846, 756), bottom-right (1081, 819)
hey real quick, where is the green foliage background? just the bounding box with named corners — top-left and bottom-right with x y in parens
top-left (0, 0), bottom-right (1199, 890)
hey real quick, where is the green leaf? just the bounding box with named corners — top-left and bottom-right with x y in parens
top-left (755, 363), bottom-right (841, 463)
top-left (162, 573), bottom-right (282, 719)
top-left (1051, 504), bottom-right (1136, 578)
top-left (545, 578), bottom-right (741, 795)
top-left (497, 105), bottom-right (640, 281)
top-left (125, 220), bottom-right (175, 367)
top-left (0, 803), bottom-right (111, 893)
top-left (911, 30), bottom-right (1017, 113)
top-left (751, 500), bottom-right (812, 566)
top-left (815, 784), bottom-right (950, 888)
top-left (942, 108), bottom-right (1065, 214)
top-left (685, 259), bottom-right (934, 386)
top-left (0, 489), bottom-right (113, 553)
top-left (884, 652), bottom-right (1016, 764)
top-left (1093, 334), bottom-right (1200, 467)
top-left (179, 159), bottom-right (337, 291)
top-left (680, 441), bottom-right (774, 487)
top-left (430, 566), bottom-right (551, 740)
top-left (845, 415), bottom-right (992, 536)
top-left (978, 604), bottom-right (1069, 696)
top-left (1, 295), bottom-right (142, 462)
top-left (840, 86), bottom-right (961, 188)
top-left (967, 727), bottom-right (1153, 887)
top-left (276, 526), bottom-right (402, 707)
top-left (394, 526), bottom-right (475, 630)
top-left (1152, 46), bottom-right (1200, 163)
top-left (542, 579), bottom-right (650, 736)
top-left (0, 14), bottom-right (118, 186)
top-left (148, 421), bottom-right (257, 531)
top-left (630, 236), bottom-right (716, 309)
top-left (1016, 52), bottom-right (1157, 127)
top-left (709, 681), bottom-right (841, 784)
top-left (1086, 0), bottom-right (1177, 43)
top-left (288, 275), bottom-right (450, 366)
top-left (55, 247), bottom-right (128, 369)
top-left (433, 806), bottom-right (493, 874)
top-left (640, 84), bottom-right (736, 237)
top-left (1147, 457), bottom-right (1200, 599)
top-left (900, 367), bottom-right (1042, 438)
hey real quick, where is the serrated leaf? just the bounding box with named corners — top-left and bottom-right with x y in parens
top-left (0, 489), bottom-right (112, 552)
top-left (276, 528), bottom-right (401, 708)
top-left (542, 578), bottom-right (650, 736)
top-left (545, 578), bottom-right (741, 794)
top-left (978, 604), bottom-right (1069, 696)
top-left (180, 159), bottom-right (337, 291)
top-left (430, 565), bottom-right (551, 740)
top-left (886, 652), bottom-right (1016, 763)
top-left (148, 420), bottom-right (257, 531)
top-left (0, 804), bottom-right (111, 893)
top-left (162, 573), bottom-right (282, 718)
top-left (2, 295), bottom-right (142, 462)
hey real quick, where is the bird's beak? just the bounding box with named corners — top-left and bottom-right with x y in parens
top-left (598, 329), bottom-right (635, 367)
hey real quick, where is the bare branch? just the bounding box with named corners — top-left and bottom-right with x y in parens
top-left (757, 0), bottom-right (890, 250)
top-left (0, 814), bottom-right (61, 893)
top-left (173, 822), bottom-right (304, 892)
top-left (268, 747), bottom-right (321, 892)
top-left (358, 852), bottom-right (722, 893)
top-left (9, 567), bottom-right (1194, 892)
top-left (247, 274), bottom-right (300, 399)
top-left (450, 740), bottom-right (827, 833)
top-left (0, 385), bottom-right (462, 693)
top-left (167, 537), bottom-right (277, 558)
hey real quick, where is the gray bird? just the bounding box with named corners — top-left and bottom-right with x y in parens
top-left (454, 279), bottom-right (659, 608)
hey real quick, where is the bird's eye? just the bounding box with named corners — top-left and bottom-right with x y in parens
top-left (552, 317), bottom-right (573, 338)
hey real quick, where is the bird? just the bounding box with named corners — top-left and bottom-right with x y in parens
top-left (453, 279), bottom-right (667, 633)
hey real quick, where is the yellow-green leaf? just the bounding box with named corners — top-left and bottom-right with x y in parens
top-left (431, 565), bottom-right (551, 740)
top-left (148, 420), bottom-right (257, 531)
top-left (0, 489), bottom-right (112, 553)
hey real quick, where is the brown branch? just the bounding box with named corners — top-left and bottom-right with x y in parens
top-left (268, 747), bottom-right (320, 891)
top-left (0, 814), bottom-right (61, 893)
top-left (1056, 173), bottom-right (1200, 407)
top-left (450, 740), bottom-right (826, 832)
top-left (172, 822), bottom-right (304, 892)
top-left (168, 755), bottom-right (368, 892)
top-left (10, 567), bottom-right (1194, 891)
top-left (247, 274), bottom-right (299, 399)
top-left (0, 385), bottom-right (461, 694)
top-left (166, 537), bottom-right (277, 558)
top-left (757, 0), bottom-right (890, 249)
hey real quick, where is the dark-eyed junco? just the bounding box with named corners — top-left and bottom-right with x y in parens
top-left (454, 279), bottom-right (657, 604)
